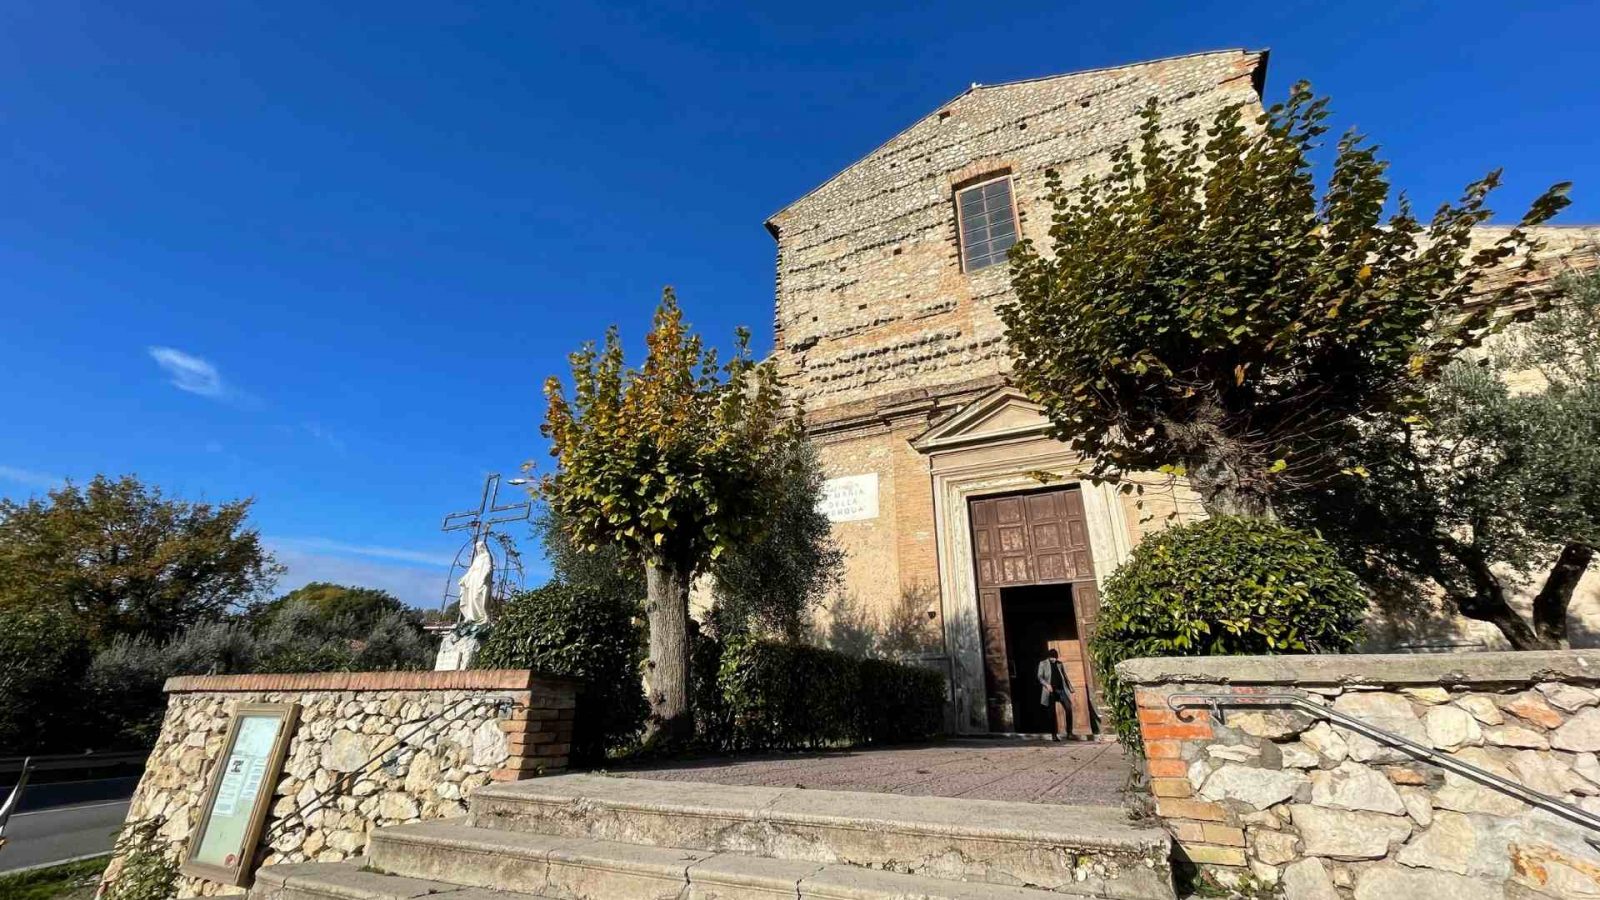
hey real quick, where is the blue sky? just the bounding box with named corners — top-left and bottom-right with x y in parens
top-left (1, 1), bottom-right (1595, 608)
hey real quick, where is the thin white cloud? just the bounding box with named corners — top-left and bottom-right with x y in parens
top-left (0, 464), bottom-right (62, 490)
top-left (268, 536), bottom-right (454, 568)
top-left (301, 422), bottom-right (347, 452)
top-left (148, 346), bottom-right (226, 398)
top-left (271, 547), bottom-right (447, 608)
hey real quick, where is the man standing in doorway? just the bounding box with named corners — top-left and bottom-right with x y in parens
top-left (1038, 648), bottom-right (1073, 741)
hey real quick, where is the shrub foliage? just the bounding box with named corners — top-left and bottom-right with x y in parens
top-left (474, 583), bottom-right (648, 764)
top-left (1089, 517), bottom-right (1367, 748)
top-left (0, 605), bottom-right (91, 754)
top-left (698, 637), bottom-right (944, 752)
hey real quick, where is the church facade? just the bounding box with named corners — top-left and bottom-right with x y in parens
top-left (765, 48), bottom-right (1600, 735)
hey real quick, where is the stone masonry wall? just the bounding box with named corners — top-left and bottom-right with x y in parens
top-left (767, 49), bottom-right (1266, 424)
top-left (103, 670), bottom-right (577, 897)
top-left (1120, 652), bottom-right (1600, 899)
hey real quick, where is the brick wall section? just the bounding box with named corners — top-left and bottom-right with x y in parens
top-left (1119, 652), bottom-right (1600, 898)
top-left (105, 669), bottom-right (578, 897)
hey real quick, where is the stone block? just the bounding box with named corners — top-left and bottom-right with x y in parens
top-left (1455, 695), bottom-right (1504, 726)
top-left (1300, 721), bottom-right (1349, 764)
top-left (1309, 761), bottom-right (1406, 815)
top-left (1395, 810), bottom-right (1512, 879)
top-left (1231, 710), bottom-right (1312, 740)
top-left (1425, 705), bottom-right (1483, 751)
top-left (1502, 691), bottom-right (1564, 729)
top-left (1538, 682), bottom-right (1599, 713)
top-left (1198, 765), bottom-right (1306, 809)
top-left (1279, 858), bottom-right (1339, 900)
top-left (1552, 708), bottom-right (1600, 752)
top-left (1351, 864), bottom-right (1503, 900)
top-left (1401, 687), bottom-right (1451, 704)
top-left (1251, 829), bottom-right (1297, 865)
top-left (1289, 804), bottom-right (1412, 860)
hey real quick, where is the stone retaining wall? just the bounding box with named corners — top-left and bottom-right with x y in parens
top-left (1119, 652), bottom-right (1600, 899)
top-left (104, 669), bottom-right (578, 897)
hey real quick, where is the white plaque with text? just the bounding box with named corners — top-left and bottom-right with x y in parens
top-left (819, 473), bottom-right (879, 523)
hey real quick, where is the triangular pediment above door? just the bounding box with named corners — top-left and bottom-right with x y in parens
top-left (910, 386), bottom-right (1054, 453)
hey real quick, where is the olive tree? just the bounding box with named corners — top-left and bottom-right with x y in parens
top-left (540, 289), bottom-right (803, 742)
top-left (1000, 83), bottom-right (1570, 517)
top-left (1285, 273), bottom-right (1600, 649)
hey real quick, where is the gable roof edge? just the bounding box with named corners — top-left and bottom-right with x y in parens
top-left (764, 47), bottom-right (1267, 235)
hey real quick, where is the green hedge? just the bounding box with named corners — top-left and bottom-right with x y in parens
top-left (700, 637), bottom-right (944, 752)
top-left (1089, 516), bottom-right (1367, 750)
top-left (474, 583), bottom-right (647, 764)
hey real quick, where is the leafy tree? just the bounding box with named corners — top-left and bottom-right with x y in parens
top-left (540, 436), bottom-right (841, 644)
top-left (535, 509), bottom-right (646, 607)
top-left (247, 581), bottom-right (410, 634)
top-left (1285, 273), bottom-right (1600, 649)
top-left (1000, 83), bottom-right (1570, 517)
top-left (540, 289), bottom-right (802, 743)
top-left (704, 438), bottom-right (842, 641)
top-left (0, 475), bottom-right (282, 641)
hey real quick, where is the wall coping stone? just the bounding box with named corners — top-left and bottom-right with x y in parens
top-left (1117, 651), bottom-right (1600, 688)
top-left (162, 668), bottom-right (581, 694)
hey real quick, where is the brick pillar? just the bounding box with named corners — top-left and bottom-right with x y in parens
top-left (491, 680), bottom-right (579, 781)
top-left (1134, 687), bottom-right (1247, 868)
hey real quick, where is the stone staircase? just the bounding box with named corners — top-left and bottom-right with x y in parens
top-left (250, 773), bottom-right (1175, 900)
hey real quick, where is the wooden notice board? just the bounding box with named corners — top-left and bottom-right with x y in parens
top-left (181, 703), bottom-right (300, 886)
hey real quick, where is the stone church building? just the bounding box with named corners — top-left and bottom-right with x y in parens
top-left (763, 49), bottom-right (1600, 735)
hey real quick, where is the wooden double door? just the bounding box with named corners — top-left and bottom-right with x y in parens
top-left (969, 487), bottom-right (1102, 735)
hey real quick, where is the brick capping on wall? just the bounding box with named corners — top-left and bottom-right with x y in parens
top-left (162, 669), bottom-right (582, 694)
top-left (1117, 651), bottom-right (1600, 897)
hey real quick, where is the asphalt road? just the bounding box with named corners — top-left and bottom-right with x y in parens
top-left (0, 777), bottom-right (138, 873)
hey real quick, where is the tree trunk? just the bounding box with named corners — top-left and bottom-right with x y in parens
top-left (1187, 452), bottom-right (1275, 519)
top-left (643, 556), bottom-right (694, 746)
top-left (1532, 543), bottom-right (1595, 648)
top-left (1449, 547), bottom-right (1558, 651)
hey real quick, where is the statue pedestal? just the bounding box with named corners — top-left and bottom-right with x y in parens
top-left (434, 632), bottom-right (481, 671)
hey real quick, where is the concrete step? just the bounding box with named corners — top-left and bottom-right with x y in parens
top-left (364, 820), bottom-right (1151, 899)
top-left (249, 858), bottom-right (539, 900)
top-left (466, 774), bottom-right (1174, 899)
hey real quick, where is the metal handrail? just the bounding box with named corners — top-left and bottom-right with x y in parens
top-left (1167, 690), bottom-right (1600, 836)
top-left (259, 694), bottom-right (517, 845)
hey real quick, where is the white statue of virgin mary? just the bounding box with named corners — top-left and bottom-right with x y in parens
top-left (458, 538), bottom-right (495, 623)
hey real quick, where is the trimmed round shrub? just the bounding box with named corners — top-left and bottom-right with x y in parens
top-left (1089, 516), bottom-right (1368, 749)
top-left (474, 583), bottom-right (646, 764)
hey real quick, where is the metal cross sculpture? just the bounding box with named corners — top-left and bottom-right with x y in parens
top-left (441, 473), bottom-right (532, 544)
top-left (439, 473), bottom-right (533, 611)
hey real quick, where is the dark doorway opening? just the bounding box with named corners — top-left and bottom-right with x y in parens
top-left (1001, 584), bottom-right (1093, 736)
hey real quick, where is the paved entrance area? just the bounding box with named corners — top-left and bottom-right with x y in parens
top-left (615, 738), bottom-right (1132, 807)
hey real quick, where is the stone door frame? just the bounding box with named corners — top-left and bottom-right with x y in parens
top-left (927, 448), bottom-right (1133, 733)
